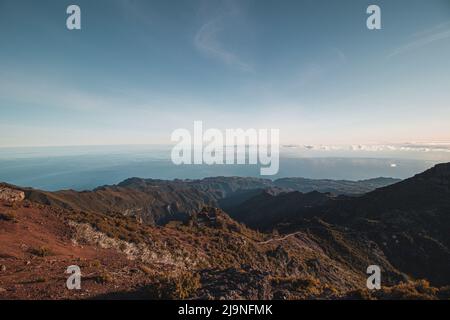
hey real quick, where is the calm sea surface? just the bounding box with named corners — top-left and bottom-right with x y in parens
top-left (0, 145), bottom-right (448, 191)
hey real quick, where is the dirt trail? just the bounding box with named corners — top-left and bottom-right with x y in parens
top-left (257, 232), bottom-right (303, 244)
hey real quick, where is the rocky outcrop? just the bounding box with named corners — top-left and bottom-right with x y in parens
top-left (0, 186), bottom-right (25, 203)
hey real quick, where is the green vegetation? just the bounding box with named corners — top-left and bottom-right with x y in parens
top-left (144, 272), bottom-right (201, 299)
top-left (347, 280), bottom-right (449, 300)
top-left (93, 272), bottom-right (113, 284)
top-left (69, 210), bottom-right (151, 244)
top-left (376, 280), bottom-right (439, 300)
top-left (269, 275), bottom-right (326, 298)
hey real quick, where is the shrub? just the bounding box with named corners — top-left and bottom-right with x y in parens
top-left (344, 289), bottom-right (373, 300)
top-left (144, 272), bottom-right (201, 299)
top-left (0, 212), bottom-right (17, 223)
top-left (374, 280), bottom-right (440, 300)
top-left (139, 265), bottom-right (153, 275)
top-left (3, 202), bottom-right (19, 209)
top-left (175, 272), bottom-right (202, 299)
top-left (270, 275), bottom-right (320, 290)
top-left (28, 246), bottom-right (54, 257)
top-left (89, 260), bottom-right (102, 268)
top-left (69, 211), bottom-right (150, 244)
top-left (94, 272), bottom-right (113, 284)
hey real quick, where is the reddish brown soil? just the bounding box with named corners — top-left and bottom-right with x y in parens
top-left (0, 201), bottom-right (150, 299)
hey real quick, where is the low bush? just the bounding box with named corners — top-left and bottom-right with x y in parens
top-left (0, 212), bottom-right (17, 222)
top-left (94, 271), bottom-right (113, 284)
top-left (28, 246), bottom-right (54, 257)
top-left (144, 272), bottom-right (201, 299)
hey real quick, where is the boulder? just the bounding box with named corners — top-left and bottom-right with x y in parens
top-left (0, 186), bottom-right (25, 203)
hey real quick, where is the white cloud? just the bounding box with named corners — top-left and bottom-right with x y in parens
top-left (284, 143), bottom-right (450, 153)
top-left (194, 18), bottom-right (252, 72)
top-left (298, 142), bottom-right (450, 153)
top-left (388, 22), bottom-right (450, 58)
top-left (332, 48), bottom-right (347, 64)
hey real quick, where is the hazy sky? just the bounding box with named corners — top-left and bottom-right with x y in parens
top-left (0, 0), bottom-right (449, 147)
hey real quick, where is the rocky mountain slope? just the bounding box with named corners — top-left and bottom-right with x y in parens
top-left (13, 176), bottom-right (399, 226)
top-left (0, 166), bottom-right (448, 300)
top-left (226, 163), bottom-right (450, 287)
top-left (0, 196), bottom-right (387, 299)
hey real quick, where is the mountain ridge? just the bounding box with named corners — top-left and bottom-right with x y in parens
top-left (5, 175), bottom-right (400, 226)
top-left (226, 163), bottom-right (450, 286)
top-left (1, 164), bottom-right (448, 299)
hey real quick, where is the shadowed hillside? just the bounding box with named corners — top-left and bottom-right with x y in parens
top-left (0, 165), bottom-right (448, 299)
top-left (226, 163), bottom-right (450, 287)
top-left (12, 176), bottom-right (400, 226)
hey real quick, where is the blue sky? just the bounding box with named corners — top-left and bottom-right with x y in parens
top-left (0, 0), bottom-right (450, 147)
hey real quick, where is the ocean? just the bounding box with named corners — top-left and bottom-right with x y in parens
top-left (0, 145), bottom-right (447, 191)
